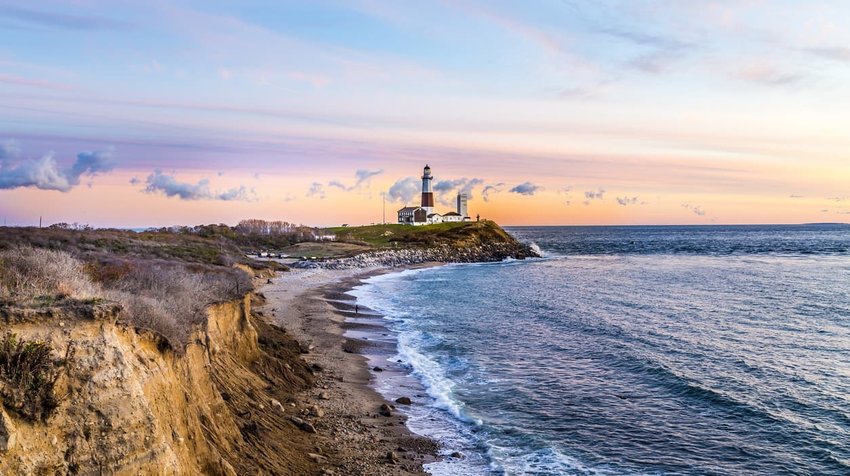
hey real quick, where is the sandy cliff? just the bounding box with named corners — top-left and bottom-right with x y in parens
top-left (0, 293), bottom-right (317, 475)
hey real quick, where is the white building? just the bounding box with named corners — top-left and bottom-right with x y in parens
top-left (442, 211), bottom-right (462, 222)
top-left (397, 165), bottom-right (472, 225)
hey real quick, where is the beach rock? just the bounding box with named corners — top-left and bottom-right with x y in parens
top-left (450, 451), bottom-right (464, 459)
top-left (308, 453), bottom-right (327, 463)
top-left (289, 416), bottom-right (317, 433)
top-left (373, 366), bottom-right (384, 372)
top-left (395, 396), bottom-right (412, 405)
top-left (387, 451), bottom-right (399, 463)
top-left (0, 409), bottom-right (17, 452)
top-left (379, 404), bottom-right (393, 417)
top-left (309, 405), bottom-right (324, 417)
top-left (270, 399), bottom-right (285, 413)
top-left (318, 391), bottom-right (330, 400)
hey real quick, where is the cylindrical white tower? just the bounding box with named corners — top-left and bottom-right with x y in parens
top-left (421, 164), bottom-right (434, 212)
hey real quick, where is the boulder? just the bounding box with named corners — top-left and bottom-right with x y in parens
top-left (289, 416), bottom-right (317, 433)
top-left (0, 409), bottom-right (16, 452)
top-left (379, 404), bottom-right (393, 417)
top-left (394, 397), bottom-right (412, 405)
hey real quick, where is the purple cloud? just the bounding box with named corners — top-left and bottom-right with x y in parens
top-left (142, 169), bottom-right (253, 201)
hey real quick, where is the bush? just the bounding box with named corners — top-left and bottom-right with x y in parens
top-left (105, 263), bottom-right (252, 347)
top-left (0, 333), bottom-right (60, 421)
top-left (1, 247), bottom-right (254, 351)
top-left (0, 246), bottom-right (98, 303)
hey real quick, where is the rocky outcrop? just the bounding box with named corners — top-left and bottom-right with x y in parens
top-left (301, 221), bottom-right (539, 270)
top-left (308, 240), bottom-right (538, 269)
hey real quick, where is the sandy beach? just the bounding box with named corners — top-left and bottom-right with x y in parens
top-left (257, 267), bottom-right (440, 475)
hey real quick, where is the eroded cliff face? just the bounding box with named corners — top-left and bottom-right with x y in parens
top-left (0, 294), bottom-right (315, 475)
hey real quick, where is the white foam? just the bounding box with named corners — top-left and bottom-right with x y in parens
top-left (486, 444), bottom-right (614, 476)
top-left (397, 330), bottom-right (483, 426)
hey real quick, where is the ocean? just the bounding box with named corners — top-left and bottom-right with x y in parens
top-left (348, 225), bottom-right (850, 475)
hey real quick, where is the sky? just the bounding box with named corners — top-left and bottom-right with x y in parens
top-left (1, 0), bottom-right (849, 227)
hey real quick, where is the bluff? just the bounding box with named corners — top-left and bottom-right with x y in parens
top-left (0, 293), bottom-right (319, 475)
top-left (309, 220), bottom-right (539, 269)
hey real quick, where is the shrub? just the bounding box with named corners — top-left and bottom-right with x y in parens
top-left (0, 333), bottom-right (60, 421)
top-left (0, 246), bottom-right (254, 350)
top-left (0, 246), bottom-right (98, 303)
top-left (105, 262), bottom-right (252, 348)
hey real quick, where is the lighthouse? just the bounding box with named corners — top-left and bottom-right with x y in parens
top-left (398, 164), bottom-right (470, 225)
top-left (421, 164), bottom-right (435, 213)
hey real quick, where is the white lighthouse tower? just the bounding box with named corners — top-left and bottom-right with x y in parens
top-left (421, 164), bottom-right (435, 214)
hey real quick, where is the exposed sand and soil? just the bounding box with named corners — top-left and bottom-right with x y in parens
top-left (257, 267), bottom-right (441, 475)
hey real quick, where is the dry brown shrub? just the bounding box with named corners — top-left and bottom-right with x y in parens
top-left (0, 247), bottom-right (252, 350)
top-left (0, 246), bottom-right (99, 303)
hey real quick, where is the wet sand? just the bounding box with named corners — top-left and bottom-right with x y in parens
top-left (258, 267), bottom-right (440, 475)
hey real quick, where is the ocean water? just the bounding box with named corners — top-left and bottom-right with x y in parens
top-left (349, 225), bottom-right (850, 475)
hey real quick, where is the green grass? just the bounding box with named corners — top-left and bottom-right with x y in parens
top-left (326, 222), bottom-right (472, 248)
top-left (280, 241), bottom-right (373, 259)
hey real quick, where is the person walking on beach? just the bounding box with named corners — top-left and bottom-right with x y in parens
top-left (355, 304), bottom-right (359, 315)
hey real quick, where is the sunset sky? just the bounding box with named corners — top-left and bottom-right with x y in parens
top-left (1, 0), bottom-right (849, 227)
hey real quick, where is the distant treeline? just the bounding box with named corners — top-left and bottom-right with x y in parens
top-left (35, 219), bottom-right (333, 253)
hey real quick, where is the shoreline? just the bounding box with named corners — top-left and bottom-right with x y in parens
top-left (258, 265), bottom-right (442, 475)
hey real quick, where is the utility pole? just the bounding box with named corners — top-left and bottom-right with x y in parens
top-left (39, 216), bottom-right (42, 228)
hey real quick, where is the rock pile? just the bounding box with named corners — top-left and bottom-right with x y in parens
top-left (299, 241), bottom-right (539, 270)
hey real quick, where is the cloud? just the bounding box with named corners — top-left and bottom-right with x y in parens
top-left (558, 185), bottom-right (574, 206)
top-left (328, 168), bottom-right (383, 191)
top-left (789, 194), bottom-right (803, 198)
top-left (510, 182), bottom-right (541, 196)
top-left (69, 149), bottom-right (116, 180)
top-left (143, 170), bottom-right (253, 201)
top-left (328, 180), bottom-right (347, 190)
top-left (354, 168), bottom-right (383, 184)
top-left (307, 182), bottom-right (326, 199)
top-left (482, 183), bottom-right (505, 202)
top-left (584, 189), bottom-right (605, 200)
top-left (387, 177), bottom-right (420, 204)
top-left (616, 196), bottom-right (640, 206)
top-left (0, 139), bottom-right (22, 165)
top-left (0, 143), bottom-right (116, 191)
top-left (0, 5), bottom-right (129, 31)
top-left (583, 188), bottom-right (605, 205)
top-left (828, 196), bottom-right (847, 202)
top-left (804, 46), bottom-right (850, 63)
top-left (681, 203), bottom-right (707, 216)
top-left (597, 27), bottom-right (690, 50)
top-left (433, 177), bottom-right (484, 205)
top-left (735, 64), bottom-right (804, 86)
top-left (0, 73), bottom-right (75, 91)
top-left (129, 176), bottom-right (141, 185)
